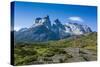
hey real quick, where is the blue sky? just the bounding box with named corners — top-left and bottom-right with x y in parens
top-left (13, 1), bottom-right (97, 31)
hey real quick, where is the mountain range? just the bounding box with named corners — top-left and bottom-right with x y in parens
top-left (14, 15), bottom-right (92, 42)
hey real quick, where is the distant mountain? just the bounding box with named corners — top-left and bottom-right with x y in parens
top-left (64, 22), bottom-right (92, 35)
top-left (14, 15), bottom-right (92, 42)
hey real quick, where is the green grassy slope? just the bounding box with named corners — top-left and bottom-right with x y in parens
top-left (14, 32), bottom-right (97, 65)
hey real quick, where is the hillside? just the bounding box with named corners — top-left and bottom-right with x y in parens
top-left (14, 32), bottom-right (97, 65)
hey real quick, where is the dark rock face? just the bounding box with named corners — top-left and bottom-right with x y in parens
top-left (15, 25), bottom-right (59, 42)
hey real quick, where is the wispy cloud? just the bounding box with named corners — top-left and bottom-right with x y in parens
top-left (68, 16), bottom-right (84, 22)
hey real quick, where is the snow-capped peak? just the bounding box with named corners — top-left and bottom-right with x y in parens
top-left (15, 15), bottom-right (92, 42)
top-left (64, 22), bottom-right (92, 35)
top-left (31, 15), bottom-right (51, 29)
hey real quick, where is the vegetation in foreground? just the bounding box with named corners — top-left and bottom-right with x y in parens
top-left (14, 32), bottom-right (97, 66)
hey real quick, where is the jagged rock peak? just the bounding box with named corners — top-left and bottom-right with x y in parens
top-left (35, 17), bottom-right (42, 24)
top-left (43, 15), bottom-right (49, 19)
top-left (31, 15), bottom-right (52, 29)
top-left (54, 19), bottom-right (66, 30)
top-left (65, 22), bottom-right (92, 35)
top-left (42, 15), bottom-right (51, 29)
top-left (34, 15), bottom-right (50, 24)
top-left (54, 19), bottom-right (62, 25)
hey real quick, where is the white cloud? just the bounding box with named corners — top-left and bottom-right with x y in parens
top-left (68, 16), bottom-right (84, 22)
